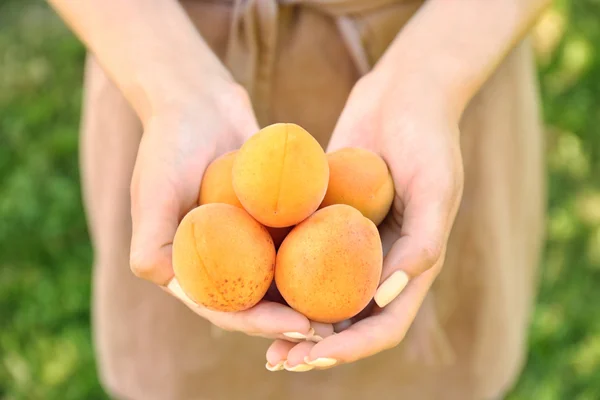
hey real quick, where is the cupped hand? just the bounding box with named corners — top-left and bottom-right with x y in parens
top-left (128, 79), bottom-right (332, 342)
top-left (266, 71), bottom-right (464, 370)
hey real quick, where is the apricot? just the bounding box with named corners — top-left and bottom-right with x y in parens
top-left (198, 150), bottom-right (242, 208)
top-left (275, 204), bottom-right (383, 323)
top-left (320, 147), bottom-right (394, 226)
top-left (198, 151), bottom-right (293, 248)
top-left (172, 203), bottom-right (275, 312)
top-left (232, 123), bottom-right (329, 228)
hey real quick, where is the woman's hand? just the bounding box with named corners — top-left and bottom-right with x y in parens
top-left (265, 70), bottom-right (464, 370)
top-left (128, 80), bottom-right (330, 342)
top-left (261, 0), bottom-right (552, 372)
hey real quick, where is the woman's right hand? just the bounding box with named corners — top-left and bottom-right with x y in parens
top-left (128, 79), bottom-right (331, 342)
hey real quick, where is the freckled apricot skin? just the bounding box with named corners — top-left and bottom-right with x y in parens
top-left (172, 203), bottom-right (275, 312)
top-left (232, 123), bottom-right (329, 228)
top-left (320, 147), bottom-right (394, 226)
top-left (275, 204), bottom-right (383, 323)
top-left (197, 150), bottom-right (293, 248)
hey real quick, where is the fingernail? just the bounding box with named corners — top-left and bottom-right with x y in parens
top-left (166, 278), bottom-right (196, 307)
top-left (374, 270), bottom-right (409, 308)
top-left (304, 357), bottom-right (337, 367)
top-left (283, 361), bottom-right (314, 372)
top-left (283, 327), bottom-right (315, 340)
top-left (309, 335), bottom-right (324, 343)
top-left (265, 361), bottom-right (285, 372)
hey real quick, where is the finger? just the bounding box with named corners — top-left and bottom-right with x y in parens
top-left (128, 109), bottom-right (258, 286)
top-left (129, 131), bottom-right (188, 285)
top-left (326, 79), bottom-right (379, 153)
top-left (305, 263), bottom-right (440, 365)
top-left (374, 171), bottom-right (460, 308)
top-left (351, 299), bottom-right (377, 323)
top-left (333, 300), bottom-right (377, 333)
top-left (284, 341), bottom-right (317, 372)
top-left (333, 320), bottom-right (352, 333)
top-left (166, 278), bottom-right (313, 339)
top-left (309, 321), bottom-right (335, 342)
top-left (266, 340), bottom-right (296, 371)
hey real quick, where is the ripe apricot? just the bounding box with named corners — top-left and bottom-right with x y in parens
top-left (198, 150), bottom-right (242, 208)
top-left (320, 147), bottom-right (394, 226)
top-left (232, 123), bottom-right (329, 228)
top-left (198, 151), bottom-right (292, 248)
top-left (172, 203), bottom-right (275, 312)
top-left (275, 204), bottom-right (383, 323)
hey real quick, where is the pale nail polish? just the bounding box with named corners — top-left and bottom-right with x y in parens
top-left (309, 335), bottom-right (324, 343)
top-left (283, 332), bottom-right (307, 339)
top-left (283, 361), bottom-right (314, 372)
top-left (166, 278), bottom-right (196, 307)
top-left (374, 270), bottom-right (409, 308)
top-left (283, 327), bottom-right (314, 340)
top-left (265, 361), bottom-right (285, 371)
top-left (304, 357), bottom-right (337, 368)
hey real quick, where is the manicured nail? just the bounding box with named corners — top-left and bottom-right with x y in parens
top-left (374, 270), bottom-right (409, 308)
top-left (304, 357), bottom-right (337, 368)
top-left (166, 278), bottom-right (196, 307)
top-left (309, 335), bottom-right (324, 343)
top-left (283, 361), bottom-right (314, 372)
top-left (265, 361), bottom-right (285, 371)
top-left (283, 327), bottom-right (315, 340)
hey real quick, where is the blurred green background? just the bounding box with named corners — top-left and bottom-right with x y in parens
top-left (1, 0), bottom-right (599, 399)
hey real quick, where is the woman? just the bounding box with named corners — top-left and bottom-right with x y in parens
top-left (48, 0), bottom-right (549, 399)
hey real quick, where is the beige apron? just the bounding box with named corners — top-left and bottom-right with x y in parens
top-left (80, 1), bottom-right (545, 399)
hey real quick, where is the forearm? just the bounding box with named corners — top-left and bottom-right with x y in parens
top-left (375, 0), bottom-right (551, 119)
top-left (48, 0), bottom-right (231, 122)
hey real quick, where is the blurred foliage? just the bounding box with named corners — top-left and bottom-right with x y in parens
top-left (1, 0), bottom-right (599, 399)
top-left (0, 0), bottom-right (100, 399)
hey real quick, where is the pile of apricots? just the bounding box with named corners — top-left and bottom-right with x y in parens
top-left (172, 123), bottom-right (394, 324)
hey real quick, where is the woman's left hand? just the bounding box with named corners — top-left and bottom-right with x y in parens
top-left (265, 68), bottom-right (465, 371)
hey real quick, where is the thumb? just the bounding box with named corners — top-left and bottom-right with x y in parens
top-left (374, 175), bottom-right (460, 308)
top-left (326, 100), bottom-right (379, 153)
top-left (129, 131), bottom-right (186, 286)
top-left (128, 106), bottom-right (260, 286)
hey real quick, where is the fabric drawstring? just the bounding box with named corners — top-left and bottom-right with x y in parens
top-left (225, 0), bottom-right (401, 124)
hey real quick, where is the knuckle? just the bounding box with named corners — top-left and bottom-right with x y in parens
top-left (420, 241), bottom-right (444, 267)
top-left (352, 74), bottom-right (375, 95)
top-left (376, 333), bottom-right (404, 354)
top-left (221, 82), bottom-right (252, 109)
top-left (437, 173), bottom-right (460, 201)
top-left (389, 332), bottom-right (407, 350)
top-left (129, 251), bottom-right (158, 281)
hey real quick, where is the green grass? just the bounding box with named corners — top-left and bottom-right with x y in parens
top-left (1, 0), bottom-right (599, 399)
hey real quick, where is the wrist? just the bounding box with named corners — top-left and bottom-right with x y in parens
top-left (361, 63), bottom-right (461, 132)
top-left (371, 49), bottom-right (472, 124)
top-left (130, 58), bottom-right (237, 125)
